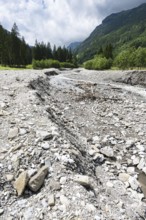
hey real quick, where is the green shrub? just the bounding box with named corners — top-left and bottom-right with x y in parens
top-left (84, 56), bottom-right (112, 70)
top-left (60, 62), bottom-right (75, 68)
top-left (32, 59), bottom-right (60, 69)
top-left (84, 60), bottom-right (93, 69)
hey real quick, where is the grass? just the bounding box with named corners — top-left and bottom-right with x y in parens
top-left (0, 64), bottom-right (32, 70)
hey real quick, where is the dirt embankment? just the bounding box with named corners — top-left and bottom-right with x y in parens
top-left (0, 68), bottom-right (146, 220)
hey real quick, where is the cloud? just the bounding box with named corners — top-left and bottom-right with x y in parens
top-left (0, 0), bottom-right (146, 46)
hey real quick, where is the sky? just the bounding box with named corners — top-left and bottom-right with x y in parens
top-left (0, 0), bottom-right (146, 47)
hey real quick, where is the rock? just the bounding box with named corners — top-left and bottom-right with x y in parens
top-left (132, 155), bottom-right (140, 165)
top-left (6, 174), bottom-right (14, 181)
top-left (49, 180), bottom-right (61, 191)
top-left (137, 158), bottom-right (145, 170)
top-left (128, 176), bottom-right (139, 190)
top-left (41, 142), bottom-right (50, 150)
top-left (44, 69), bottom-right (59, 76)
top-left (19, 128), bottom-right (27, 135)
top-left (0, 209), bottom-right (4, 215)
top-left (8, 127), bottom-right (19, 139)
top-left (27, 169), bottom-right (37, 178)
top-left (119, 173), bottom-right (130, 182)
top-left (60, 195), bottom-right (69, 206)
top-left (48, 194), bottom-right (55, 206)
top-left (14, 171), bottom-right (29, 196)
top-left (100, 146), bottom-right (114, 158)
top-left (60, 176), bottom-right (67, 185)
top-left (74, 175), bottom-right (91, 187)
top-left (127, 167), bottom-right (135, 174)
top-left (0, 110), bottom-right (8, 116)
top-left (86, 203), bottom-right (96, 212)
top-left (28, 166), bottom-right (48, 192)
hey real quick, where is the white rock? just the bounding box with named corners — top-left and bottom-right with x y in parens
top-left (128, 176), bottom-right (139, 190)
top-left (6, 174), bottom-right (14, 181)
top-left (74, 175), bottom-right (90, 187)
top-left (92, 136), bottom-right (100, 143)
top-left (132, 155), bottom-right (140, 165)
top-left (127, 167), bottom-right (135, 174)
top-left (119, 173), bottom-right (130, 182)
top-left (19, 128), bottom-right (27, 135)
top-left (86, 203), bottom-right (96, 212)
top-left (100, 146), bottom-right (114, 157)
top-left (41, 142), bottom-right (50, 150)
top-left (8, 127), bottom-right (19, 139)
top-left (137, 158), bottom-right (145, 170)
top-left (106, 181), bottom-right (114, 188)
top-left (49, 194), bottom-right (55, 206)
top-left (60, 177), bottom-right (67, 185)
top-left (60, 195), bottom-right (69, 206)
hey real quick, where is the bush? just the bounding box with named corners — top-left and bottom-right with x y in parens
top-left (114, 49), bottom-right (136, 69)
top-left (84, 56), bottom-right (112, 70)
top-left (32, 59), bottom-right (60, 69)
top-left (32, 59), bottom-right (76, 69)
top-left (60, 62), bottom-right (75, 68)
top-left (84, 60), bottom-right (93, 69)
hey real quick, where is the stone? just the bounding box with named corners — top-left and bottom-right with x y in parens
top-left (119, 173), bottom-right (130, 182)
top-left (49, 180), bottom-right (61, 191)
top-left (14, 171), bottom-right (29, 196)
top-left (86, 203), bottom-right (96, 212)
top-left (137, 158), bottom-right (145, 170)
top-left (74, 175), bottom-right (90, 187)
top-left (0, 110), bottom-right (8, 116)
top-left (60, 195), bottom-right (69, 206)
top-left (6, 174), bottom-right (14, 181)
top-left (41, 142), bottom-right (50, 150)
top-left (0, 209), bottom-right (4, 215)
top-left (132, 155), bottom-right (140, 165)
top-left (49, 194), bottom-right (55, 206)
top-left (8, 127), bottom-right (19, 139)
top-left (60, 176), bottom-right (67, 185)
top-left (128, 176), bottom-right (139, 190)
top-left (127, 167), bottom-right (135, 174)
top-left (19, 128), bottom-right (27, 135)
top-left (28, 166), bottom-right (48, 192)
top-left (100, 146), bottom-right (114, 158)
top-left (27, 169), bottom-right (37, 178)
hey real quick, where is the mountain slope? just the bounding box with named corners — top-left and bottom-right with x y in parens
top-left (67, 42), bottom-right (81, 51)
top-left (76, 3), bottom-right (146, 63)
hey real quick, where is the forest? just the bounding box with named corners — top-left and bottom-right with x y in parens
top-left (0, 23), bottom-right (74, 68)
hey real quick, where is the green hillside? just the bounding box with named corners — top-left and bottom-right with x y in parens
top-left (76, 3), bottom-right (146, 63)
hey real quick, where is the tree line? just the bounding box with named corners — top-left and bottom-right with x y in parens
top-left (0, 23), bottom-right (73, 67)
top-left (84, 43), bottom-right (146, 70)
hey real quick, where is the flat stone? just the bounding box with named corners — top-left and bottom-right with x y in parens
top-left (74, 175), bottom-right (90, 187)
top-left (127, 167), bottom-right (135, 174)
top-left (128, 176), bottom-right (139, 190)
top-left (41, 142), bottom-right (50, 150)
top-left (119, 173), bottom-right (130, 182)
top-left (137, 158), bottom-right (145, 170)
top-left (60, 195), bottom-right (69, 206)
top-left (49, 180), bottom-right (61, 191)
top-left (0, 110), bottom-right (8, 116)
top-left (132, 155), bottom-right (140, 165)
top-left (49, 194), bottom-right (55, 206)
top-left (8, 127), bottom-right (19, 139)
top-left (6, 174), bottom-right (14, 181)
top-left (28, 166), bottom-right (48, 192)
top-left (14, 171), bottom-right (29, 196)
top-left (100, 146), bottom-right (114, 157)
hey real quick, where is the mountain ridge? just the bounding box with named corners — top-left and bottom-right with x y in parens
top-left (75, 3), bottom-right (146, 63)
